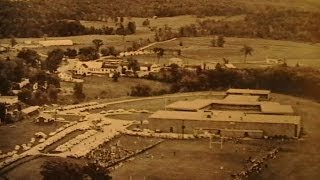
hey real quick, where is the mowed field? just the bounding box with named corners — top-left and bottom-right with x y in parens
top-left (141, 37), bottom-right (320, 67)
top-left (1, 14), bottom-right (319, 68)
top-left (59, 76), bottom-right (171, 103)
top-left (111, 139), bottom-right (275, 180)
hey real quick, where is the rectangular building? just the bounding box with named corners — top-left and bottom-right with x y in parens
top-left (226, 88), bottom-right (271, 100)
top-left (147, 110), bottom-right (301, 138)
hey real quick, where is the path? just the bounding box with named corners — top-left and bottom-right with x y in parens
top-left (138, 38), bottom-right (177, 51)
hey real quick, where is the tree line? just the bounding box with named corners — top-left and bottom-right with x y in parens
top-left (144, 64), bottom-right (320, 102)
top-left (178, 9), bottom-right (320, 42)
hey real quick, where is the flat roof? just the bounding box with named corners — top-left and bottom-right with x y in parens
top-left (227, 88), bottom-right (271, 95)
top-left (21, 106), bottom-right (40, 114)
top-left (223, 95), bottom-right (259, 102)
top-left (260, 104), bottom-right (294, 114)
top-left (166, 98), bottom-right (281, 110)
top-left (166, 99), bottom-right (214, 111)
top-left (0, 96), bottom-right (19, 105)
top-left (149, 110), bottom-right (300, 125)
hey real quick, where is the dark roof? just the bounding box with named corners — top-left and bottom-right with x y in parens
top-left (102, 64), bottom-right (120, 69)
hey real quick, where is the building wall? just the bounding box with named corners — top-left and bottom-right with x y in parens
top-left (147, 118), bottom-right (299, 138)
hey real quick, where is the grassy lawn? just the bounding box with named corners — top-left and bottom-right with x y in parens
top-left (111, 139), bottom-right (275, 180)
top-left (0, 120), bottom-right (65, 153)
top-left (143, 37), bottom-right (320, 67)
top-left (59, 76), bottom-right (171, 104)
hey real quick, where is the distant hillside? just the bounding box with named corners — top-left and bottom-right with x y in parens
top-left (0, 0), bottom-right (319, 39)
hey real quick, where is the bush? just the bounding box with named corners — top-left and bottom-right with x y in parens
top-left (130, 84), bottom-right (152, 97)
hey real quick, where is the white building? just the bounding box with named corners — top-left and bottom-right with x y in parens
top-left (38, 40), bottom-right (73, 47)
top-left (74, 61), bottom-right (122, 77)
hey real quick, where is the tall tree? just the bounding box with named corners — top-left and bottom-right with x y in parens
top-left (92, 39), bottom-right (104, 51)
top-left (10, 36), bottom-right (17, 47)
top-left (79, 47), bottom-right (99, 61)
top-left (154, 47), bottom-right (164, 64)
top-left (217, 35), bottom-right (225, 47)
top-left (240, 45), bottom-right (254, 63)
top-left (73, 83), bottom-right (85, 101)
top-left (17, 49), bottom-right (40, 67)
top-left (45, 48), bottom-right (64, 72)
top-left (127, 21), bottom-right (136, 34)
top-left (127, 57), bottom-right (140, 73)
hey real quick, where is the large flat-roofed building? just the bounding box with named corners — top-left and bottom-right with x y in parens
top-left (147, 110), bottom-right (301, 138)
top-left (226, 88), bottom-right (271, 100)
top-left (166, 95), bottom-right (294, 115)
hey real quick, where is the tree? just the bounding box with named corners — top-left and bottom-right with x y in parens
top-left (73, 83), bottom-right (85, 101)
top-left (44, 49), bottom-right (64, 72)
top-left (130, 84), bottom-right (152, 96)
top-left (18, 88), bottom-right (33, 104)
top-left (41, 160), bottom-right (111, 180)
top-left (10, 36), bottom-right (17, 47)
top-left (64, 48), bottom-right (78, 59)
top-left (47, 84), bottom-right (59, 103)
top-left (17, 49), bottom-right (40, 67)
top-left (153, 47), bottom-right (164, 64)
top-left (211, 38), bottom-right (216, 47)
top-left (127, 57), bottom-right (140, 72)
top-left (92, 39), bottom-right (104, 51)
top-left (240, 45), bottom-right (254, 63)
top-left (112, 72), bottom-right (120, 82)
top-left (217, 35), bottom-right (225, 47)
top-left (0, 103), bottom-right (6, 123)
top-left (127, 21), bottom-right (136, 34)
top-left (142, 19), bottom-right (150, 27)
top-left (100, 48), bottom-right (110, 56)
top-left (79, 47), bottom-right (99, 61)
top-left (107, 46), bottom-right (118, 56)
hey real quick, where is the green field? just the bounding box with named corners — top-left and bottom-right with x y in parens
top-left (59, 76), bottom-right (171, 104)
top-left (140, 37), bottom-right (320, 67)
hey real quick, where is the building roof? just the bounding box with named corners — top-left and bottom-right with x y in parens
top-left (225, 63), bottom-right (236, 69)
top-left (21, 106), bottom-right (40, 114)
top-left (0, 96), bottom-right (19, 105)
top-left (38, 40), bottom-right (73, 47)
top-left (149, 110), bottom-right (301, 125)
top-left (223, 95), bottom-right (259, 102)
top-left (169, 58), bottom-right (183, 62)
top-left (102, 64), bottom-right (120, 69)
top-left (260, 104), bottom-right (294, 114)
top-left (166, 99), bottom-right (214, 111)
top-left (166, 98), bottom-right (281, 110)
top-left (78, 62), bottom-right (103, 69)
top-left (227, 88), bottom-right (271, 95)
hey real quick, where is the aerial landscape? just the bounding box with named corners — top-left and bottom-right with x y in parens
top-left (0, 0), bottom-right (320, 179)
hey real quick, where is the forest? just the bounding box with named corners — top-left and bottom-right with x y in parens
top-left (0, 0), bottom-right (319, 42)
top-left (146, 64), bottom-right (320, 102)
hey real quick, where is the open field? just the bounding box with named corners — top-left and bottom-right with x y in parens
top-left (0, 120), bottom-right (65, 154)
top-left (59, 76), bottom-right (171, 103)
top-left (111, 139), bottom-right (275, 180)
top-left (141, 37), bottom-right (320, 67)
